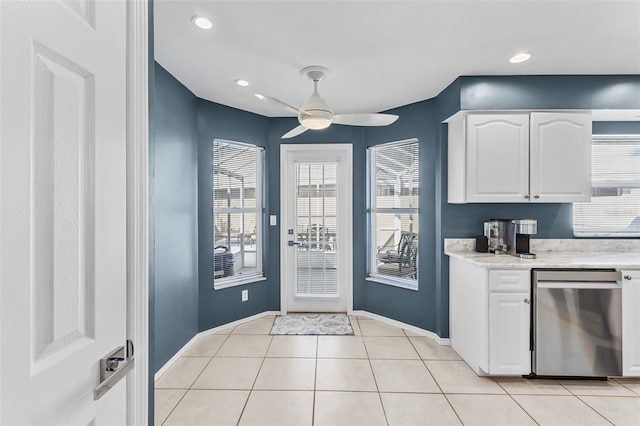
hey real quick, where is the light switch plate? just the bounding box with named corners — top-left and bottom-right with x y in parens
top-left (270, 215), bottom-right (277, 226)
top-left (241, 289), bottom-right (248, 302)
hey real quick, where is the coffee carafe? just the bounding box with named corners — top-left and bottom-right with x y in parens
top-left (484, 219), bottom-right (509, 254)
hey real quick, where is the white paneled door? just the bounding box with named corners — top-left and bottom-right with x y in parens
top-left (1, 1), bottom-right (134, 424)
top-left (281, 145), bottom-right (353, 313)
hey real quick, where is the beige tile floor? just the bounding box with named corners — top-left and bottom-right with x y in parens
top-left (155, 315), bottom-right (640, 426)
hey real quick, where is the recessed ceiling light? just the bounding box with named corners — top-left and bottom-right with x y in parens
top-left (509, 53), bottom-right (531, 64)
top-left (235, 79), bottom-right (249, 87)
top-left (192, 16), bottom-right (212, 30)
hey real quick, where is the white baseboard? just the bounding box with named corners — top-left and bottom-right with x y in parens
top-left (351, 310), bottom-right (450, 345)
top-left (154, 333), bottom-right (201, 381)
top-left (154, 311), bottom-right (280, 381)
top-left (197, 311), bottom-right (281, 337)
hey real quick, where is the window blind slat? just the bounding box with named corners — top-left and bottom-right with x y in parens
top-left (574, 136), bottom-right (640, 236)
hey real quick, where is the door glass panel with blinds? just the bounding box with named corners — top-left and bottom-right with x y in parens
top-left (368, 139), bottom-right (419, 289)
top-left (295, 163), bottom-right (338, 297)
top-left (213, 139), bottom-right (264, 288)
top-left (573, 135), bottom-right (640, 237)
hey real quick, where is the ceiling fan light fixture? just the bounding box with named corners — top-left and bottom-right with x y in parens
top-left (299, 92), bottom-right (333, 129)
top-left (300, 114), bottom-right (333, 130)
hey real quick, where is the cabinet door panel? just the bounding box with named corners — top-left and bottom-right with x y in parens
top-left (622, 270), bottom-right (640, 376)
top-left (466, 114), bottom-right (529, 203)
top-left (489, 292), bottom-right (531, 375)
top-left (530, 113), bottom-right (591, 202)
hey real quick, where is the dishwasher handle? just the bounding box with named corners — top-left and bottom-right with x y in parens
top-left (533, 269), bottom-right (621, 283)
top-left (536, 281), bottom-right (621, 289)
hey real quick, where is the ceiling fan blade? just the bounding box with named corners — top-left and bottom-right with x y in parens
top-left (282, 125), bottom-right (309, 139)
top-left (254, 94), bottom-right (309, 116)
top-left (333, 113), bottom-right (399, 126)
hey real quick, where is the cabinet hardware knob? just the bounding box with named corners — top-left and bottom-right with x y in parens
top-left (524, 195), bottom-right (530, 199)
top-left (524, 298), bottom-right (530, 304)
top-left (624, 275), bottom-right (632, 280)
top-left (534, 194), bottom-right (540, 199)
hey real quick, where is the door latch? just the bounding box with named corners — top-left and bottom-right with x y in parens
top-left (94, 340), bottom-right (135, 400)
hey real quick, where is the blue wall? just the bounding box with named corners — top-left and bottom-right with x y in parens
top-left (196, 99), bottom-right (275, 331)
top-left (459, 75), bottom-right (640, 110)
top-left (151, 63), bottom-right (200, 371)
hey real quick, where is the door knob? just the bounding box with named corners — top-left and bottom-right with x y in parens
top-left (524, 298), bottom-right (531, 304)
top-left (624, 275), bottom-right (632, 280)
top-left (524, 195), bottom-right (530, 199)
top-left (534, 194), bottom-right (540, 199)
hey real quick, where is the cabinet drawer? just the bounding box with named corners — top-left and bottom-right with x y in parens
top-left (489, 270), bottom-right (530, 292)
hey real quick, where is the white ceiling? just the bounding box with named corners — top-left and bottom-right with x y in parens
top-left (154, 1), bottom-right (640, 118)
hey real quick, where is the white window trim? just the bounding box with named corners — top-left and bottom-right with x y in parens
top-left (213, 139), bottom-right (265, 290)
top-left (366, 275), bottom-right (418, 291)
top-left (214, 276), bottom-right (266, 290)
top-left (573, 134), bottom-right (640, 238)
top-left (367, 138), bottom-right (419, 290)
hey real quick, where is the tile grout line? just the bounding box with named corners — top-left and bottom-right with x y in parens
top-left (574, 394), bottom-right (619, 425)
top-left (158, 388), bottom-right (189, 426)
top-left (235, 317), bottom-right (275, 425)
top-left (159, 331), bottom-right (233, 425)
top-left (613, 379), bottom-right (640, 396)
top-left (494, 380), bottom-right (541, 426)
top-left (359, 317), bottom-right (391, 426)
top-left (408, 337), bottom-right (466, 426)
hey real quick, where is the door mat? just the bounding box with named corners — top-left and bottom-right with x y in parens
top-left (270, 314), bottom-right (354, 335)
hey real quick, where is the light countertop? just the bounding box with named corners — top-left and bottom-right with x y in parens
top-left (444, 239), bottom-right (640, 270)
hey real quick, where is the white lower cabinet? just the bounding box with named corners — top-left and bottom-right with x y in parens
top-left (489, 292), bottom-right (531, 375)
top-left (488, 270), bottom-right (531, 375)
top-left (449, 259), bottom-right (531, 376)
top-left (622, 270), bottom-right (640, 377)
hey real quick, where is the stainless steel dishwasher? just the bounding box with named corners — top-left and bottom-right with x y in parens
top-left (532, 269), bottom-right (622, 377)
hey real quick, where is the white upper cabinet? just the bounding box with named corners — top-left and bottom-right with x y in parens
top-left (466, 114), bottom-right (530, 202)
top-left (448, 111), bottom-right (592, 203)
top-left (529, 113), bottom-right (592, 202)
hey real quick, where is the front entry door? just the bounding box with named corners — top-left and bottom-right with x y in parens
top-left (1, 1), bottom-right (130, 424)
top-left (281, 144), bottom-right (353, 313)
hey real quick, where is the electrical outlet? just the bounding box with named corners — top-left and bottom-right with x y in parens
top-left (241, 289), bottom-right (248, 302)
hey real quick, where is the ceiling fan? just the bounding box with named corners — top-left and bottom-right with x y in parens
top-left (255, 66), bottom-right (399, 139)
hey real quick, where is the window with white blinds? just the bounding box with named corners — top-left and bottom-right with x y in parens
top-left (213, 139), bottom-right (265, 289)
top-left (367, 139), bottom-right (419, 290)
top-left (573, 135), bottom-right (640, 237)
